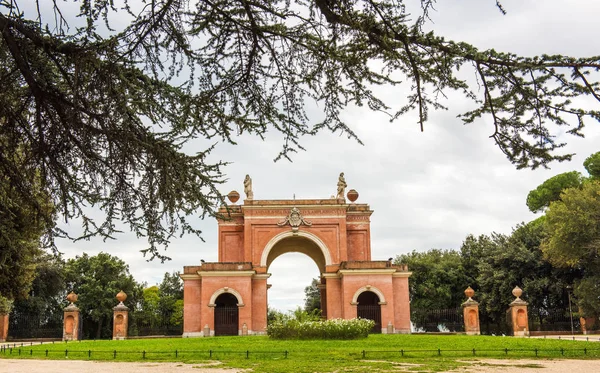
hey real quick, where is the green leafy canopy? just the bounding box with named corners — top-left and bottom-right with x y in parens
top-left (2, 1), bottom-right (600, 260)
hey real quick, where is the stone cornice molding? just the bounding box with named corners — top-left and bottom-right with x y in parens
top-left (180, 274), bottom-right (201, 280)
top-left (339, 269), bottom-right (397, 276)
top-left (197, 270), bottom-right (256, 277)
top-left (252, 273), bottom-right (272, 280)
top-left (392, 271), bottom-right (413, 278)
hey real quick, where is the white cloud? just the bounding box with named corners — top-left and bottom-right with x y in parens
top-left (55, 1), bottom-right (600, 312)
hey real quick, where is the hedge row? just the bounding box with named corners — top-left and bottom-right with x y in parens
top-left (267, 318), bottom-right (375, 339)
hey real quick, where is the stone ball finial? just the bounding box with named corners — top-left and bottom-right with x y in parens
top-left (66, 291), bottom-right (78, 304)
top-left (347, 189), bottom-right (359, 203)
top-left (512, 286), bottom-right (523, 299)
top-left (465, 286), bottom-right (475, 300)
top-left (227, 190), bottom-right (240, 204)
top-left (116, 290), bottom-right (127, 304)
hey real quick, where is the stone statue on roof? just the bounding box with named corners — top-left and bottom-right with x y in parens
top-left (244, 174), bottom-right (253, 200)
top-left (336, 172), bottom-right (347, 199)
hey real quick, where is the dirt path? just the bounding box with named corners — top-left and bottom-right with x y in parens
top-left (2, 358), bottom-right (600, 372)
top-left (461, 359), bottom-right (600, 373)
top-left (0, 359), bottom-right (245, 373)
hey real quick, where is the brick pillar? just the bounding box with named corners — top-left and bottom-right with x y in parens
top-left (0, 313), bottom-right (8, 342)
top-left (580, 316), bottom-right (596, 334)
top-left (63, 292), bottom-right (81, 341)
top-left (461, 287), bottom-right (480, 335)
top-left (509, 286), bottom-right (529, 336)
top-left (113, 290), bottom-right (129, 340)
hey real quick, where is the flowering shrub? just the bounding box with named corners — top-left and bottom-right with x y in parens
top-left (267, 317), bottom-right (375, 339)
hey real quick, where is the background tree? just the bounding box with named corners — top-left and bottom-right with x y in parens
top-left (526, 172), bottom-right (584, 213)
top-left (0, 143), bottom-right (54, 306)
top-left (158, 271), bottom-right (183, 326)
top-left (1, 1), bottom-right (600, 261)
top-left (542, 180), bottom-right (600, 317)
top-left (527, 151), bottom-right (600, 213)
top-left (472, 222), bottom-right (578, 332)
top-left (395, 249), bottom-right (469, 310)
top-left (304, 278), bottom-right (321, 314)
top-left (64, 252), bottom-right (142, 339)
top-left (8, 254), bottom-right (66, 337)
top-left (584, 152), bottom-right (600, 179)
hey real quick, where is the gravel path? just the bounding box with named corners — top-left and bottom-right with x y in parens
top-left (0, 359), bottom-right (244, 373)
top-left (2, 358), bottom-right (600, 372)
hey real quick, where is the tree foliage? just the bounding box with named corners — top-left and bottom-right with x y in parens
top-left (542, 178), bottom-right (600, 317)
top-left (9, 253), bottom-right (65, 328)
top-left (395, 249), bottom-right (469, 309)
top-left (584, 151), bottom-right (600, 179)
top-left (526, 171), bottom-right (584, 213)
top-left (0, 143), bottom-right (54, 302)
top-left (131, 272), bottom-right (184, 332)
top-left (64, 252), bottom-right (142, 339)
top-left (1, 1), bottom-right (600, 259)
top-left (397, 221), bottom-right (580, 332)
top-left (471, 222), bottom-right (577, 325)
top-left (542, 180), bottom-right (600, 269)
top-left (304, 278), bottom-right (321, 313)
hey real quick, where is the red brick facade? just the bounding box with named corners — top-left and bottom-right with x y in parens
top-left (181, 198), bottom-right (412, 336)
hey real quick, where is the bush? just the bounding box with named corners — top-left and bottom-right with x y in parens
top-left (267, 317), bottom-right (374, 340)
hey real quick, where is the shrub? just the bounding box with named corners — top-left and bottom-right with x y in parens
top-left (267, 317), bottom-right (374, 340)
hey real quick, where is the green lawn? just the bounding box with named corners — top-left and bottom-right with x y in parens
top-left (2, 334), bottom-right (599, 372)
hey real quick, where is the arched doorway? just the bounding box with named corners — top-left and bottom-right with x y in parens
top-left (214, 293), bottom-right (239, 336)
top-left (357, 291), bottom-right (381, 333)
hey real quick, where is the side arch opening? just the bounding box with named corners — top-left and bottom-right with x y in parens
top-left (356, 291), bottom-right (382, 334)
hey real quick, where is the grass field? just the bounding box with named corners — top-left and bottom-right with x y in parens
top-left (2, 334), bottom-right (600, 372)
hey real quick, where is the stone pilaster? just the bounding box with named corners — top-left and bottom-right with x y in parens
top-left (509, 286), bottom-right (529, 336)
top-left (461, 287), bottom-right (480, 335)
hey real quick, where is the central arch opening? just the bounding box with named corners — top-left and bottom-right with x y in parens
top-left (266, 236), bottom-right (325, 315)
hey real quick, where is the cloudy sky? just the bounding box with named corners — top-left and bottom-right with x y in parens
top-left (51, 0), bottom-right (600, 312)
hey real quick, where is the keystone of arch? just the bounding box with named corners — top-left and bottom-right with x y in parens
top-left (351, 285), bottom-right (387, 305)
top-left (207, 287), bottom-right (245, 307)
top-left (260, 230), bottom-right (332, 268)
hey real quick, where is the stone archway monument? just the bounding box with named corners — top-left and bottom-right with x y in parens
top-left (181, 174), bottom-right (412, 336)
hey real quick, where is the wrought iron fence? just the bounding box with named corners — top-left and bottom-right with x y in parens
top-left (7, 313), bottom-right (63, 340)
top-left (529, 308), bottom-right (580, 332)
top-left (128, 312), bottom-right (183, 337)
top-left (411, 308), bottom-right (464, 333)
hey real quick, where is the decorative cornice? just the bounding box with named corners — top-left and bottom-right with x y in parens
top-left (392, 272), bottom-right (413, 278)
top-left (180, 274), bottom-right (201, 280)
top-left (339, 269), bottom-right (397, 276)
top-left (321, 273), bottom-right (340, 279)
top-left (252, 274), bottom-right (272, 280)
top-left (197, 270), bottom-right (256, 277)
